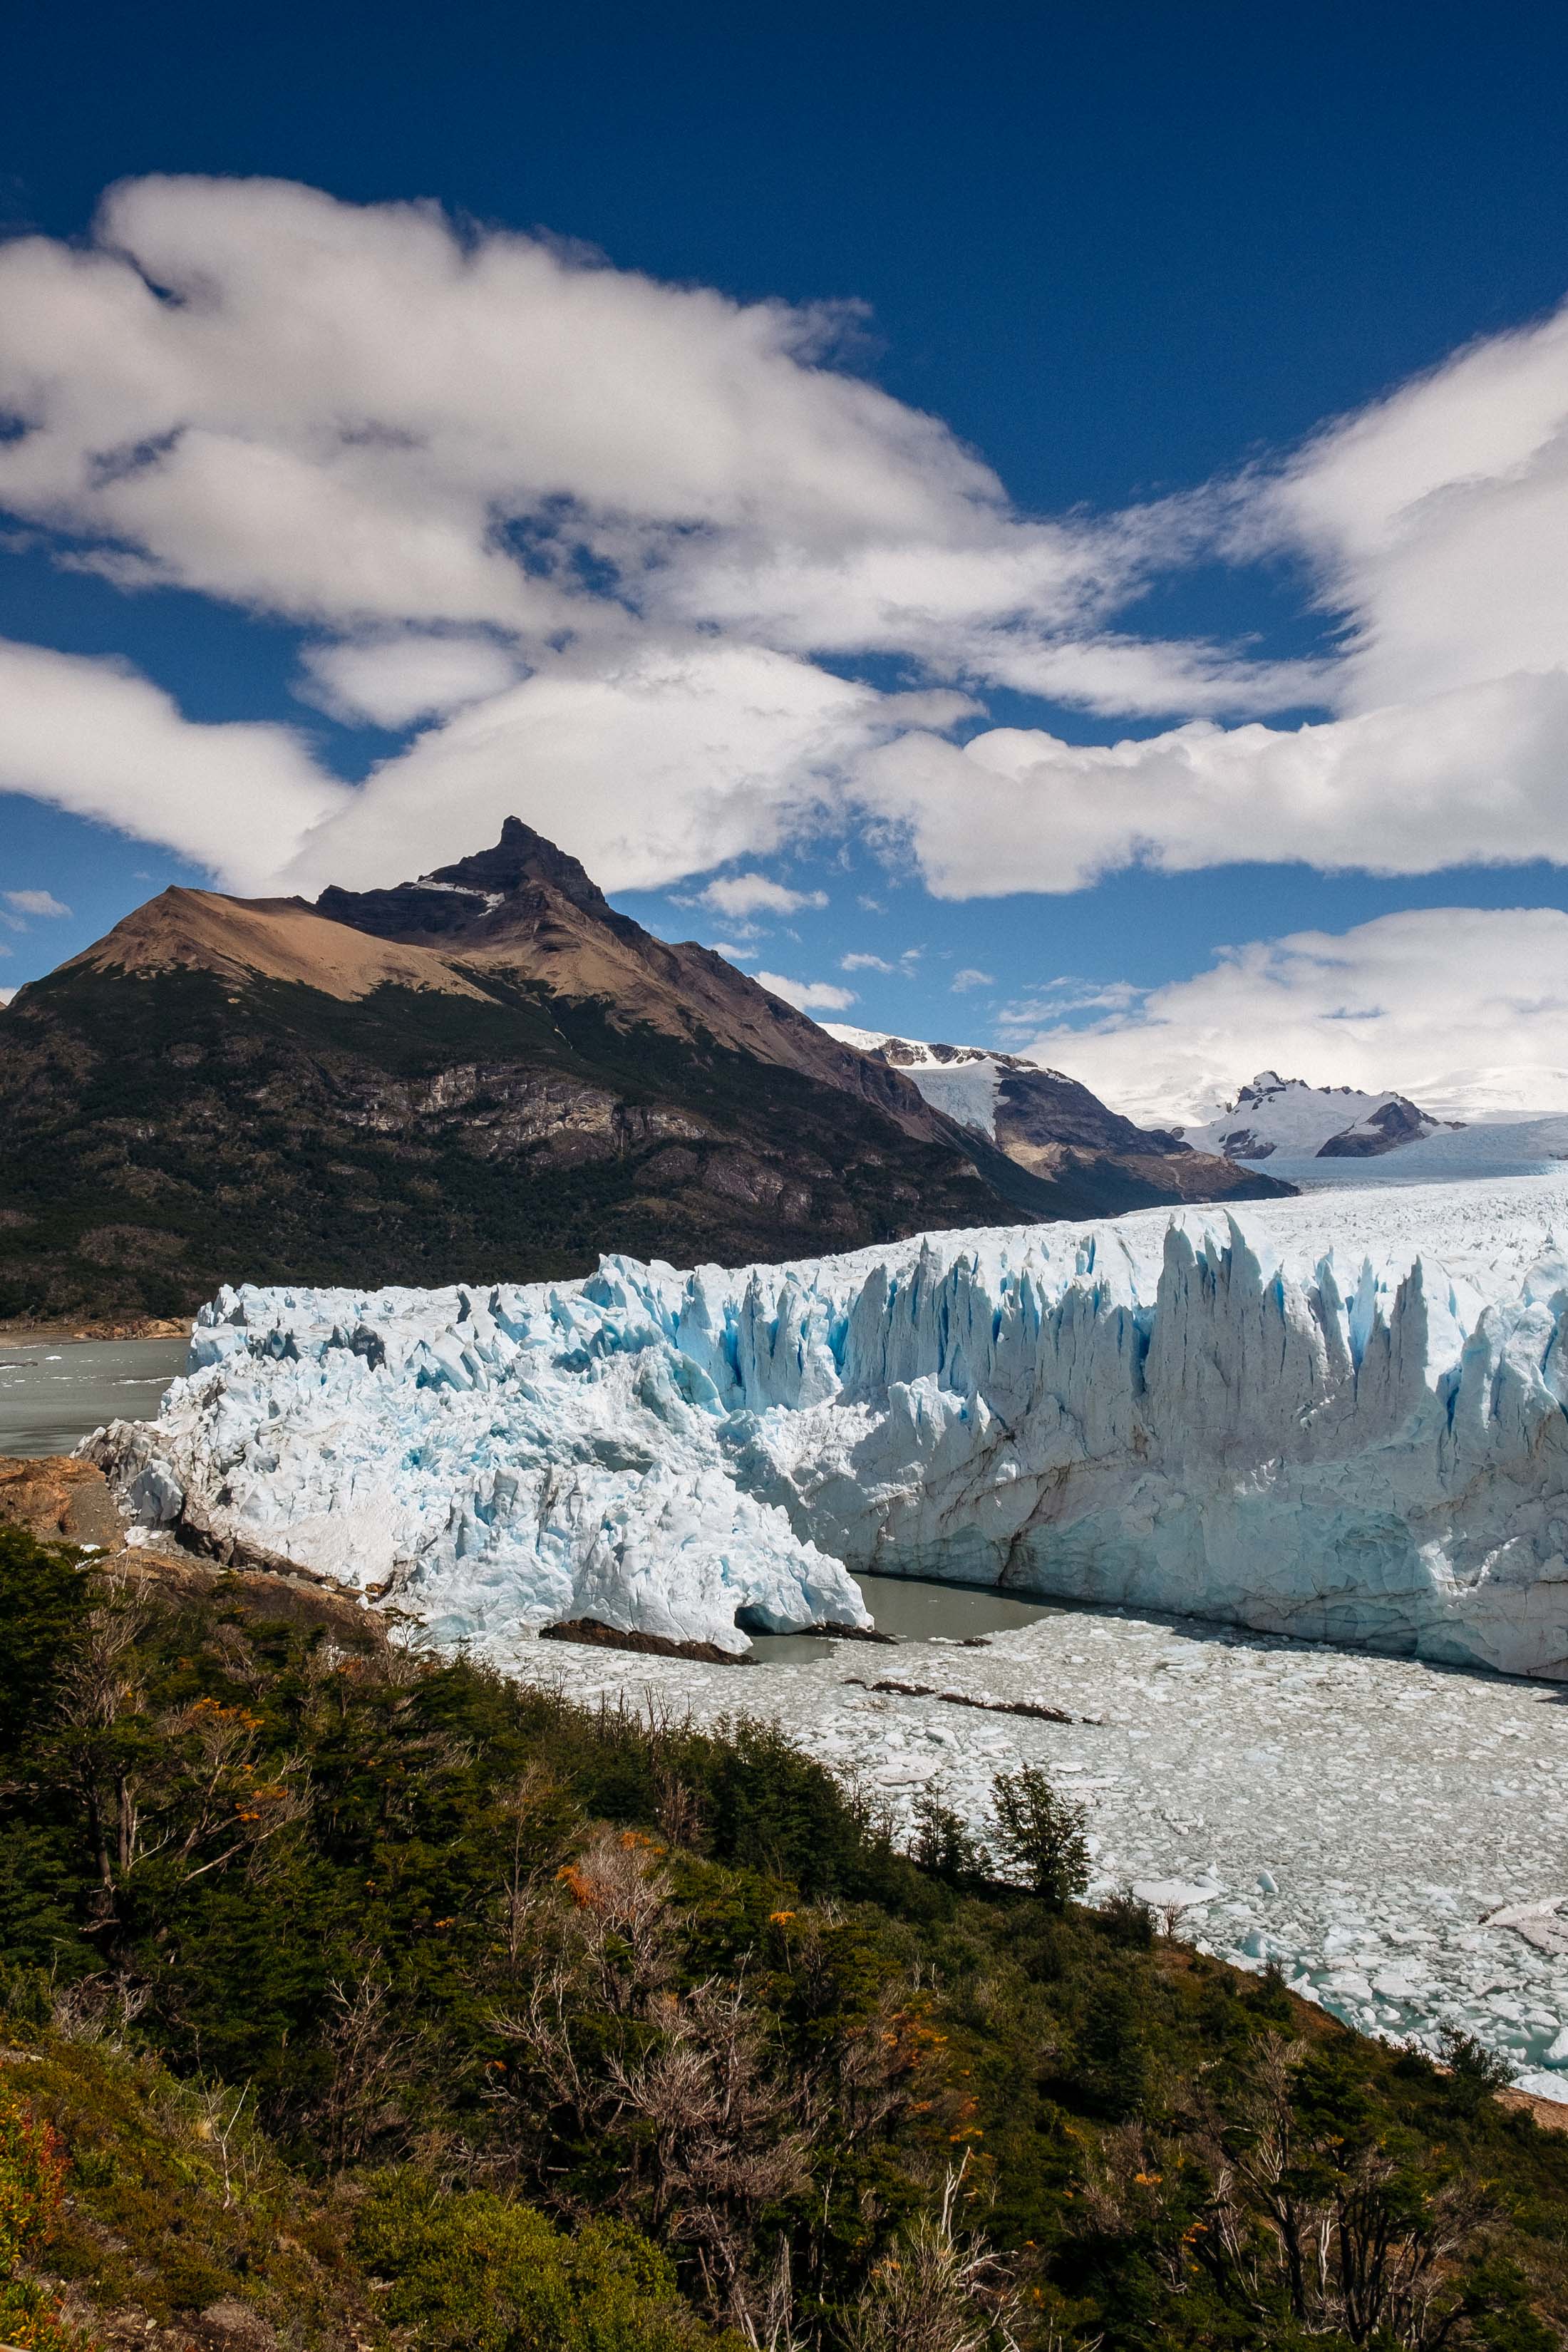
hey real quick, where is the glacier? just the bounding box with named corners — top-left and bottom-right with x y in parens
top-left (93, 1172), bottom-right (1568, 1676)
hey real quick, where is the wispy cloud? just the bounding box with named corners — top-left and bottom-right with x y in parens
top-left (951, 967), bottom-right (994, 993)
top-left (1, 170), bottom-right (1567, 929)
top-left (698, 873), bottom-right (830, 919)
top-left (755, 969), bottom-right (857, 1012)
top-left (4, 888), bottom-right (71, 918)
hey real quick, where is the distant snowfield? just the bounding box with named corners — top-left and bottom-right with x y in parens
top-left (1244, 1114), bottom-right (1568, 1191)
top-left (509, 1599), bottom-right (1568, 2098)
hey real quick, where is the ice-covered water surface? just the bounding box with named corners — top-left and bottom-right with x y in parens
top-left (505, 1607), bottom-right (1568, 2103)
top-left (95, 1171), bottom-right (1568, 1672)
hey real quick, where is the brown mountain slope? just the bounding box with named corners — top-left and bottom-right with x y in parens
top-left (71, 887), bottom-right (494, 1002)
top-left (315, 820), bottom-right (954, 1140)
top-left (0, 823), bottom-right (1293, 1321)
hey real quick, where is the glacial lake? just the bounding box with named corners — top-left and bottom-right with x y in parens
top-left (0, 1336), bottom-right (192, 1458)
top-left (749, 1571), bottom-right (1064, 1660)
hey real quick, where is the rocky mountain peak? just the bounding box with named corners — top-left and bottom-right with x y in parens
top-left (315, 817), bottom-right (613, 943)
top-left (422, 817), bottom-right (611, 917)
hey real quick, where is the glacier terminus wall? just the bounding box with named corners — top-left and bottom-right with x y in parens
top-left (95, 1173), bottom-right (1568, 1676)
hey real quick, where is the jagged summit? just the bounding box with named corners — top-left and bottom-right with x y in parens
top-left (427, 815), bottom-right (609, 912)
top-left (316, 817), bottom-right (614, 942)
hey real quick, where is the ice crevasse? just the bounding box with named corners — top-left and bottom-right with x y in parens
top-left (94, 1174), bottom-right (1568, 1675)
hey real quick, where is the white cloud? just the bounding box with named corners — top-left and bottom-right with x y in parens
top-left (850, 293), bottom-right (1568, 898)
top-left (855, 667), bottom-right (1568, 896)
top-left (298, 633), bottom-right (522, 727)
top-left (0, 986), bottom-right (14, 1005)
top-left (3, 888), bottom-right (71, 917)
top-left (0, 175), bottom-right (1149, 675)
top-left (0, 639), bottom-right (349, 892)
top-left (698, 872), bottom-right (829, 919)
top-left (1, 173), bottom-right (1567, 909)
top-left (709, 940), bottom-right (756, 961)
top-left (279, 641), bottom-right (957, 894)
top-left (951, 966), bottom-right (994, 992)
top-left (1009, 907), bottom-right (1568, 1125)
top-left (1246, 301), bottom-right (1568, 713)
top-left (755, 970), bottom-right (857, 1013)
top-left (841, 950), bottom-right (894, 972)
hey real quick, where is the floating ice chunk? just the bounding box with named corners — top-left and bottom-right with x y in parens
top-left (1132, 1879), bottom-right (1224, 1912)
top-left (1483, 1897), bottom-right (1568, 1954)
top-left (1511, 2069), bottom-right (1568, 2103)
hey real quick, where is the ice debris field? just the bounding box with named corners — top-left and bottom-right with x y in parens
top-left (100, 1171), bottom-right (1568, 1676)
top-left (500, 1599), bottom-right (1568, 2102)
top-left (91, 1169), bottom-right (1568, 2096)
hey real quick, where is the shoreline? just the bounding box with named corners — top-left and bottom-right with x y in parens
top-left (0, 1314), bottom-right (191, 1346)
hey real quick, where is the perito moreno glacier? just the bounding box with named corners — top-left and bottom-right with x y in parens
top-left (95, 1171), bottom-right (1568, 1678)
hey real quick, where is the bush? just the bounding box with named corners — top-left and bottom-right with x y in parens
top-left (351, 2170), bottom-right (720, 2351)
top-left (911, 1792), bottom-right (989, 1888)
top-left (988, 1767), bottom-right (1090, 1911)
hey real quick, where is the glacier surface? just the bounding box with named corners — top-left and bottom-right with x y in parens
top-left (94, 1172), bottom-right (1568, 1675)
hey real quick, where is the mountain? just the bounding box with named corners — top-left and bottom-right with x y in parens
top-left (1182, 1070), bottom-right (1461, 1161)
top-left (0, 822), bottom-right (1199, 1321)
top-left (825, 1026), bottom-right (1291, 1209)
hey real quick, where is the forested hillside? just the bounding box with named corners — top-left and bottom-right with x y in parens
top-left (1, 1529), bottom-right (1562, 2350)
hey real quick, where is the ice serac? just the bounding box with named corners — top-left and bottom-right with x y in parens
top-left (93, 1175), bottom-right (1568, 1676)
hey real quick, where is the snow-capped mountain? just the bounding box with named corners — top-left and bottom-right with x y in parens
top-left (826, 1026), bottom-right (1289, 1207)
top-left (1182, 1071), bottom-right (1460, 1161)
top-left (97, 1170), bottom-right (1568, 1678)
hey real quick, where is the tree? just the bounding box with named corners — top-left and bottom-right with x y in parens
top-left (0, 1526), bottom-right (93, 1759)
top-left (988, 1768), bottom-right (1089, 1911)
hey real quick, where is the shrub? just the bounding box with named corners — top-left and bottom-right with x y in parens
top-left (912, 1792), bottom-right (990, 1889)
top-left (0, 2083), bottom-right (73, 2352)
top-left (351, 2169), bottom-right (719, 2351)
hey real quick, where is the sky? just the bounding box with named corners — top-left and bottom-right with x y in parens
top-left (4, 0), bottom-right (1568, 1121)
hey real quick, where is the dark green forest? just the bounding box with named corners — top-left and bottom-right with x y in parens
top-left (1, 1526), bottom-right (1564, 2350)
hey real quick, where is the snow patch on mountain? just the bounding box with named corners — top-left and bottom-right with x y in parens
top-left (825, 1023), bottom-right (1017, 1138)
top-left (1184, 1071), bottom-right (1455, 1160)
top-left (93, 1174), bottom-right (1568, 1678)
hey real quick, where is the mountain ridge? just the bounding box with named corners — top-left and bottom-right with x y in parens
top-left (0, 825), bottom-right (1292, 1319)
top-left (826, 1023), bottom-right (1290, 1207)
top-left (1182, 1068), bottom-right (1462, 1161)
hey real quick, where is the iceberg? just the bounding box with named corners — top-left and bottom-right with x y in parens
top-left (93, 1172), bottom-right (1568, 1674)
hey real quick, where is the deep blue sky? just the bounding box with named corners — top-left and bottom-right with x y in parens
top-left (4, 0), bottom-right (1568, 1088)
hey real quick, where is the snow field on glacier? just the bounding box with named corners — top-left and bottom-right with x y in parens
top-left (98, 1167), bottom-right (1568, 1676)
top-left (502, 1602), bottom-right (1568, 2100)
